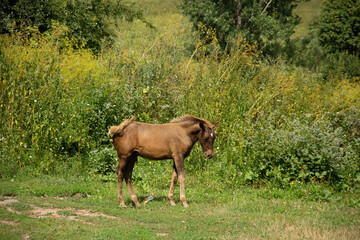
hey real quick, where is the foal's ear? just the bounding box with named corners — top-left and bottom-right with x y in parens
top-left (199, 122), bottom-right (205, 131)
top-left (212, 120), bottom-right (220, 128)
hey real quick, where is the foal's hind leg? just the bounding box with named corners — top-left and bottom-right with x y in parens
top-left (168, 162), bottom-right (178, 206)
top-left (117, 157), bottom-right (127, 207)
top-left (124, 154), bottom-right (140, 207)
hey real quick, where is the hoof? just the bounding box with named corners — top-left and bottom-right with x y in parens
top-left (180, 197), bottom-right (188, 207)
top-left (182, 202), bottom-right (189, 208)
top-left (169, 201), bottom-right (176, 206)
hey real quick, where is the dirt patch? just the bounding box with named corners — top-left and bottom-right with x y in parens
top-left (55, 193), bottom-right (89, 200)
top-left (30, 206), bottom-right (117, 220)
top-left (0, 196), bottom-right (119, 225)
top-left (0, 220), bottom-right (16, 225)
top-left (0, 198), bottom-right (19, 205)
top-left (0, 198), bottom-right (22, 214)
top-left (0, 197), bottom-right (20, 225)
top-left (156, 232), bottom-right (169, 236)
top-left (74, 209), bottom-right (117, 219)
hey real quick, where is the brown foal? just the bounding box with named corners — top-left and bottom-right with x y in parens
top-left (108, 115), bottom-right (219, 207)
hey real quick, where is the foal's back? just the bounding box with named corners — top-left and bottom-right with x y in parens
top-left (114, 121), bottom-right (192, 160)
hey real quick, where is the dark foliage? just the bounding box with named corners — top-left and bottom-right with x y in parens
top-left (0, 0), bottom-right (149, 53)
top-left (318, 0), bottom-right (360, 56)
top-left (181, 0), bottom-right (308, 56)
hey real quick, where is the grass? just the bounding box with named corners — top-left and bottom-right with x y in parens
top-left (115, 0), bottom-right (192, 52)
top-left (0, 173), bottom-right (359, 239)
top-left (293, 0), bottom-right (324, 39)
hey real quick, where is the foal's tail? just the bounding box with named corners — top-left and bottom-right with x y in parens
top-left (108, 116), bottom-right (136, 137)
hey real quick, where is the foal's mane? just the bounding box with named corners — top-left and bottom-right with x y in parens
top-left (171, 115), bottom-right (212, 126)
top-left (108, 116), bottom-right (136, 137)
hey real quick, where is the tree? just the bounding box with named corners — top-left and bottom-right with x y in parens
top-left (181, 0), bottom-right (308, 56)
top-left (0, 0), bottom-right (149, 53)
top-left (318, 0), bottom-right (360, 56)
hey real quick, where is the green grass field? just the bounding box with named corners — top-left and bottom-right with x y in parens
top-left (1, 174), bottom-right (359, 239)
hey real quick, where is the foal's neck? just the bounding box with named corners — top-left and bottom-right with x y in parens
top-left (179, 121), bottom-right (202, 142)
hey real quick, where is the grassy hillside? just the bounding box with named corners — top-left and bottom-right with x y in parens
top-left (115, 0), bottom-right (192, 52)
top-left (293, 0), bottom-right (324, 38)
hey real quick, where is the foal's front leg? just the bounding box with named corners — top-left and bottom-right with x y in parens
top-left (173, 156), bottom-right (189, 207)
top-left (168, 162), bottom-right (178, 206)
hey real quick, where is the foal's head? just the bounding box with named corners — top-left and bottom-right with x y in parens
top-left (199, 121), bottom-right (220, 159)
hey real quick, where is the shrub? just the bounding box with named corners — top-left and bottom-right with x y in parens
top-left (242, 114), bottom-right (360, 187)
top-left (88, 147), bottom-right (117, 181)
top-left (320, 52), bottom-right (360, 80)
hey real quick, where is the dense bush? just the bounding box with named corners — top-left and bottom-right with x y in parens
top-left (88, 147), bottom-right (117, 181)
top-left (242, 114), bottom-right (359, 187)
top-left (320, 52), bottom-right (360, 80)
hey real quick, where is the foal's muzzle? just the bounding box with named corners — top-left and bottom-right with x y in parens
top-left (204, 151), bottom-right (214, 159)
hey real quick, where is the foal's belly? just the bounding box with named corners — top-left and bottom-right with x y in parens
top-left (136, 148), bottom-right (172, 160)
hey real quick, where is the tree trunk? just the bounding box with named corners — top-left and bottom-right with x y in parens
top-left (235, 0), bottom-right (242, 27)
